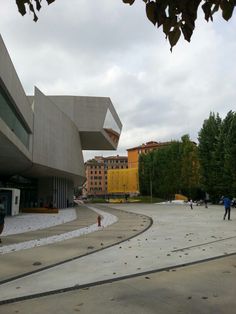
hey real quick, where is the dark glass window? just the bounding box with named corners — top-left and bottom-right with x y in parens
top-left (0, 86), bottom-right (30, 148)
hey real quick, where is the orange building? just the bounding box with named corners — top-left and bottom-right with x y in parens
top-left (84, 155), bottom-right (128, 197)
top-left (126, 141), bottom-right (172, 194)
top-left (127, 141), bottom-right (171, 169)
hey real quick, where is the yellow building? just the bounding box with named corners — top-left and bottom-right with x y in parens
top-left (84, 155), bottom-right (128, 197)
top-left (107, 168), bottom-right (139, 194)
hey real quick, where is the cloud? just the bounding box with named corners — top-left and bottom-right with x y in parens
top-left (1, 1), bottom-right (236, 160)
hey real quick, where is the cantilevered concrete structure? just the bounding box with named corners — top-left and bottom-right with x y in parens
top-left (0, 35), bottom-right (122, 210)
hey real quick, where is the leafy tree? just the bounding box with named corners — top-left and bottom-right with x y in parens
top-left (155, 141), bottom-right (182, 199)
top-left (139, 153), bottom-right (152, 195)
top-left (180, 134), bottom-right (200, 198)
top-left (223, 111), bottom-right (236, 197)
top-left (215, 111), bottom-right (234, 196)
top-left (16, 1), bottom-right (236, 50)
top-left (198, 111), bottom-right (236, 201)
top-left (198, 112), bottom-right (221, 201)
top-left (16, 0), bottom-right (55, 22)
top-left (123, 0), bottom-right (236, 50)
top-left (139, 137), bottom-right (200, 200)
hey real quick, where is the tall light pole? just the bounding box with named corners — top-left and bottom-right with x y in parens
top-left (123, 183), bottom-right (126, 201)
top-left (150, 169), bottom-right (153, 203)
top-left (149, 155), bottom-right (153, 203)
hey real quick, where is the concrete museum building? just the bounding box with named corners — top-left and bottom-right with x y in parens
top-left (0, 35), bottom-right (122, 214)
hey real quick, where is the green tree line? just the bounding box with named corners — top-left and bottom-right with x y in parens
top-left (139, 111), bottom-right (236, 202)
top-left (198, 111), bottom-right (236, 202)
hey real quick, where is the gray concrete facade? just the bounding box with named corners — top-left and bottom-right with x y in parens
top-left (0, 36), bottom-right (33, 177)
top-left (0, 34), bottom-right (122, 209)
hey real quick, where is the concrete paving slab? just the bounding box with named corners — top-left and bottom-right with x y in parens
top-left (0, 204), bottom-right (151, 283)
top-left (0, 203), bottom-right (235, 303)
top-left (1, 254), bottom-right (235, 314)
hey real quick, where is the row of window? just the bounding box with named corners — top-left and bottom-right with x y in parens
top-left (90, 181), bottom-right (102, 186)
top-left (88, 161), bottom-right (128, 169)
top-left (89, 165), bottom-right (103, 169)
top-left (89, 166), bottom-right (128, 174)
top-left (89, 170), bottom-right (102, 174)
top-left (90, 176), bottom-right (103, 180)
top-left (90, 187), bottom-right (103, 192)
top-left (105, 160), bottom-right (127, 164)
top-left (138, 148), bottom-right (154, 154)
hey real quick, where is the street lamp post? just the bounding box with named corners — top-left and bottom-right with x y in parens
top-left (150, 171), bottom-right (153, 203)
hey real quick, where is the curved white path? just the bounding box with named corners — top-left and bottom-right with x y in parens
top-left (0, 206), bottom-right (118, 255)
top-left (2, 208), bottom-right (77, 236)
top-left (0, 204), bottom-right (235, 302)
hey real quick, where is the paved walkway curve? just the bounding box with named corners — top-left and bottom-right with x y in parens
top-left (0, 203), bottom-right (236, 313)
top-left (0, 204), bottom-right (152, 286)
top-left (0, 206), bottom-right (119, 254)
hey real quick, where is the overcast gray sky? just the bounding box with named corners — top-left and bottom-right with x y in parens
top-left (1, 1), bottom-right (235, 160)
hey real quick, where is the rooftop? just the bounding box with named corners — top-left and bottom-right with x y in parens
top-left (127, 141), bottom-right (171, 151)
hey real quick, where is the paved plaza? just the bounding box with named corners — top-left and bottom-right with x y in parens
top-left (0, 203), bottom-right (236, 313)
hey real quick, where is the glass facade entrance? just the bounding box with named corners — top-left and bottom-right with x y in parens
top-left (0, 175), bottom-right (37, 210)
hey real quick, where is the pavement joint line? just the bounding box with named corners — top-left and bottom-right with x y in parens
top-left (171, 235), bottom-right (236, 252)
top-left (0, 206), bottom-right (153, 286)
top-left (1, 251), bottom-right (236, 306)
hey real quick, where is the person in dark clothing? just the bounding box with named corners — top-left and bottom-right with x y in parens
top-left (97, 215), bottom-right (102, 227)
top-left (223, 196), bottom-right (231, 220)
top-left (0, 200), bottom-right (6, 243)
top-left (189, 199), bottom-right (193, 210)
top-left (232, 199), bottom-right (236, 208)
top-left (204, 193), bottom-right (210, 208)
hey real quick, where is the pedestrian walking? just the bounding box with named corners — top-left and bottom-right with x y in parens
top-left (189, 199), bottom-right (193, 210)
top-left (223, 196), bottom-right (231, 220)
top-left (232, 198), bottom-right (236, 208)
top-left (0, 199), bottom-right (6, 243)
top-left (204, 193), bottom-right (209, 208)
top-left (97, 215), bottom-right (102, 227)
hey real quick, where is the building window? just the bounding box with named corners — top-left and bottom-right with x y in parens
top-left (0, 85), bottom-right (30, 148)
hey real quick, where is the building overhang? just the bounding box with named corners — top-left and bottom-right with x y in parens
top-left (22, 163), bottom-right (85, 186)
top-left (47, 95), bottom-right (122, 150)
top-left (0, 127), bottom-right (32, 177)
